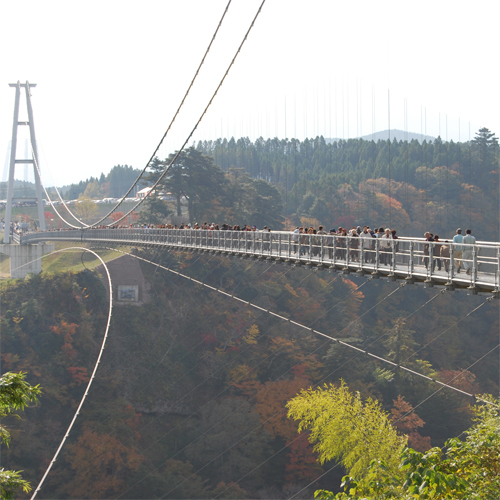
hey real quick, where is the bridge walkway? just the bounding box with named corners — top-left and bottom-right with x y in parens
top-left (19, 229), bottom-right (500, 295)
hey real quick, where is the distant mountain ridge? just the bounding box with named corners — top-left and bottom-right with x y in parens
top-left (325, 129), bottom-right (436, 144)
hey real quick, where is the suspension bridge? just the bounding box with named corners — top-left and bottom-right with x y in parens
top-left (9, 228), bottom-right (500, 500)
top-left (13, 228), bottom-right (500, 296)
top-left (1, 1), bottom-right (499, 497)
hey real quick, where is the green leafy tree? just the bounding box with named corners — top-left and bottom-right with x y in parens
top-left (83, 180), bottom-right (103, 199)
top-left (472, 128), bottom-right (498, 172)
top-left (433, 394), bottom-right (500, 499)
top-left (74, 195), bottom-right (98, 222)
top-left (0, 372), bottom-right (41, 499)
top-left (250, 179), bottom-right (283, 229)
top-left (312, 394), bottom-right (500, 500)
top-left (471, 127), bottom-right (499, 203)
top-left (106, 164), bottom-right (143, 198)
top-left (224, 168), bottom-right (284, 227)
top-left (287, 381), bottom-right (406, 479)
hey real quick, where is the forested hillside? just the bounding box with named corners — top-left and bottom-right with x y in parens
top-left (1, 248), bottom-right (498, 498)
top-left (11, 129), bottom-right (497, 243)
top-left (63, 164), bottom-right (144, 200)
top-left (196, 127), bottom-right (499, 240)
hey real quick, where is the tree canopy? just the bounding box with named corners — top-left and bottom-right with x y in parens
top-left (141, 149), bottom-right (284, 227)
top-left (197, 130), bottom-right (499, 238)
top-left (288, 383), bottom-right (500, 500)
top-left (287, 381), bottom-right (406, 478)
top-left (0, 371), bottom-right (41, 499)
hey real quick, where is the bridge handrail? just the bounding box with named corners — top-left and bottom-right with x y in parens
top-left (18, 228), bottom-right (499, 245)
top-left (18, 228), bottom-right (500, 293)
top-left (18, 228), bottom-right (499, 249)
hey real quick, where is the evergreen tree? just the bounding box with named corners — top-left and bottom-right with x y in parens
top-left (157, 148), bottom-right (230, 222)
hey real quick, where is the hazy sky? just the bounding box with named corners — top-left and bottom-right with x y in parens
top-left (1, 0), bottom-right (499, 187)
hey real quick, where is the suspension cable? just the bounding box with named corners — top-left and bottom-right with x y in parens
top-left (92, 250), bottom-right (498, 500)
top-left (29, 248), bottom-right (113, 500)
top-left (32, 1), bottom-right (234, 229)
top-left (98, 0), bottom-right (267, 227)
top-left (48, 251), bottom-right (326, 489)
top-left (33, 140), bottom-right (88, 227)
top-left (29, 145), bottom-right (84, 228)
top-left (286, 339), bottom-right (500, 500)
top-left (114, 251), bottom-right (495, 401)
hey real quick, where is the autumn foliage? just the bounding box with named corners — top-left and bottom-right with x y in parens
top-left (391, 395), bottom-right (431, 452)
top-left (0, 251), bottom-right (498, 498)
top-left (65, 424), bottom-right (143, 498)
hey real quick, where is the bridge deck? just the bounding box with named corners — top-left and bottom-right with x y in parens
top-left (19, 229), bottom-right (500, 295)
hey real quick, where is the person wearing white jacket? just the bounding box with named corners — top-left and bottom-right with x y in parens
top-left (379, 228), bottom-right (393, 265)
top-left (360, 226), bottom-right (373, 263)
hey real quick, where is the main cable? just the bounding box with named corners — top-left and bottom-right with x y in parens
top-left (100, 0), bottom-right (267, 227)
top-left (33, 1), bottom-right (234, 229)
top-left (111, 256), bottom-right (362, 498)
top-left (49, 251), bottom-right (322, 489)
top-left (29, 248), bottom-right (113, 500)
top-left (114, 253), bottom-right (493, 401)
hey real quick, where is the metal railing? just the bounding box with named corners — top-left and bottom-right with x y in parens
top-left (20, 229), bottom-right (500, 293)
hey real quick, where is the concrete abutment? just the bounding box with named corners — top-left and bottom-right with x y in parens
top-left (0, 243), bottom-right (55, 279)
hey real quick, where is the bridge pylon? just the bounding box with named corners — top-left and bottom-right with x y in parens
top-left (3, 81), bottom-right (46, 244)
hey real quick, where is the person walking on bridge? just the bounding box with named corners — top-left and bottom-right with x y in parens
top-left (380, 228), bottom-right (393, 265)
top-left (360, 226), bottom-right (372, 263)
top-left (462, 229), bottom-right (476, 275)
top-left (317, 225), bottom-right (327, 258)
top-left (440, 240), bottom-right (451, 272)
top-left (293, 227), bottom-right (300, 254)
top-left (433, 235), bottom-right (442, 271)
top-left (452, 228), bottom-right (463, 273)
top-left (423, 232), bottom-right (434, 270)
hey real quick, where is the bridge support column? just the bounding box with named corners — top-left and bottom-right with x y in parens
top-left (0, 243), bottom-right (54, 279)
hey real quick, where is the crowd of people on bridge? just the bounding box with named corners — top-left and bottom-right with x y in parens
top-left (17, 216), bottom-right (478, 275)
top-left (133, 221), bottom-right (477, 275)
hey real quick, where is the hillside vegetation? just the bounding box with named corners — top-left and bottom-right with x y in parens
top-left (196, 128), bottom-right (498, 239)
top-left (1, 247), bottom-right (498, 498)
top-left (1, 129), bottom-right (499, 498)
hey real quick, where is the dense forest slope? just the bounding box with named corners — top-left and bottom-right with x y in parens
top-left (34, 128), bottom-right (499, 243)
top-left (197, 128), bottom-right (499, 239)
top-left (1, 248), bottom-right (498, 498)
